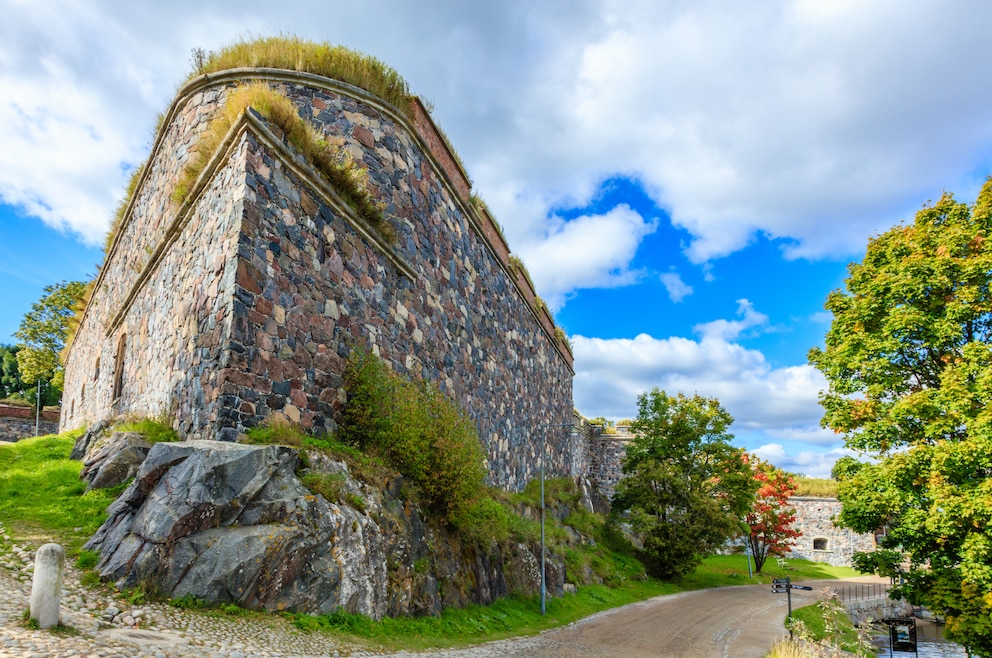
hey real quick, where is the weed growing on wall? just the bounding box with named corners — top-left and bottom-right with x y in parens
top-left (339, 349), bottom-right (487, 523)
top-left (172, 83), bottom-right (395, 243)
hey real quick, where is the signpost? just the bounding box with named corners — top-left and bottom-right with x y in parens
top-left (772, 577), bottom-right (813, 635)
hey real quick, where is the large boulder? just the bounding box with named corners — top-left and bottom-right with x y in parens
top-left (79, 432), bottom-right (152, 491)
top-left (84, 440), bottom-right (562, 618)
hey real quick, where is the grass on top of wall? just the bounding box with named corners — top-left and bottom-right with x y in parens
top-left (192, 36), bottom-right (414, 115)
top-left (0, 431), bottom-right (122, 553)
top-left (792, 478), bottom-right (839, 498)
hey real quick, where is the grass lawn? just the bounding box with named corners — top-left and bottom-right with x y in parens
top-left (0, 431), bottom-right (122, 553)
top-left (0, 430), bottom-right (859, 651)
top-left (787, 600), bottom-right (874, 656)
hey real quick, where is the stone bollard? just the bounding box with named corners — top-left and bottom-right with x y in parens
top-left (29, 543), bottom-right (64, 629)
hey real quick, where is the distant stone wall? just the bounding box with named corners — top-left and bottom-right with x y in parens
top-left (788, 497), bottom-right (876, 567)
top-left (588, 434), bottom-right (631, 499)
top-left (61, 69), bottom-right (575, 491)
top-left (0, 404), bottom-right (59, 441)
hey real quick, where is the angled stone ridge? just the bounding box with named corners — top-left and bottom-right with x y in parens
top-left (62, 68), bottom-right (579, 490)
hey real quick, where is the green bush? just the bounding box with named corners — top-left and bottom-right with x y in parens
top-left (339, 349), bottom-right (487, 523)
top-left (301, 472), bottom-right (346, 502)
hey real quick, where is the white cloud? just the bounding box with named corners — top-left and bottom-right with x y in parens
top-left (572, 335), bottom-right (828, 434)
top-left (753, 443), bottom-right (856, 479)
top-left (5, 1), bottom-right (992, 295)
top-left (693, 298), bottom-right (770, 341)
top-left (659, 271), bottom-right (693, 303)
top-left (516, 205), bottom-right (656, 310)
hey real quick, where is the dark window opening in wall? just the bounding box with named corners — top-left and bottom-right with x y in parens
top-left (70, 399), bottom-right (74, 417)
top-left (94, 357), bottom-right (100, 381)
top-left (81, 383), bottom-right (85, 402)
top-left (112, 334), bottom-right (127, 405)
top-left (813, 537), bottom-right (828, 551)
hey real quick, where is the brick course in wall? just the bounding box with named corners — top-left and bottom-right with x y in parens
top-left (61, 69), bottom-right (575, 490)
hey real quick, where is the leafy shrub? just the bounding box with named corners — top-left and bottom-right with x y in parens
top-left (339, 349), bottom-right (486, 523)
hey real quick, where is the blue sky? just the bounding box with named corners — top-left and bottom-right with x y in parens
top-left (4, 1), bottom-right (992, 477)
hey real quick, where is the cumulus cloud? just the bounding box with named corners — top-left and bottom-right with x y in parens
top-left (7, 1), bottom-right (992, 296)
top-left (693, 298), bottom-right (770, 341)
top-left (515, 205), bottom-right (656, 310)
top-left (752, 443), bottom-right (856, 479)
top-left (659, 271), bottom-right (693, 303)
top-left (572, 332), bottom-right (828, 435)
top-left (5, 0), bottom-right (992, 318)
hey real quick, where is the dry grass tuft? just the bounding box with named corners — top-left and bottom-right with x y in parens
top-left (193, 36), bottom-right (413, 115)
top-left (174, 83), bottom-right (395, 243)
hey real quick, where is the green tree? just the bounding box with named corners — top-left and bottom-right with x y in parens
top-left (808, 180), bottom-right (992, 656)
top-left (14, 281), bottom-right (86, 404)
top-left (0, 345), bottom-right (27, 399)
top-left (829, 455), bottom-right (865, 481)
top-left (744, 457), bottom-right (800, 574)
top-left (611, 389), bottom-right (756, 580)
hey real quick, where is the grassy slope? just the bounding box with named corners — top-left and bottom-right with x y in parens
top-left (788, 601), bottom-right (874, 656)
top-left (0, 432), bottom-right (122, 553)
top-left (0, 431), bottom-right (859, 651)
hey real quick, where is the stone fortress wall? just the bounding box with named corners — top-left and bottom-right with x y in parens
top-left (61, 68), bottom-right (576, 490)
top-left (787, 497), bottom-right (876, 567)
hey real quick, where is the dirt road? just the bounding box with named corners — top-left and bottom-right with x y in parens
top-left (400, 577), bottom-right (883, 658)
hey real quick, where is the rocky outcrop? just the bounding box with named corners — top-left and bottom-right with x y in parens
top-left (84, 440), bottom-right (563, 618)
top-left (79, 431), bottom-right (152, 491)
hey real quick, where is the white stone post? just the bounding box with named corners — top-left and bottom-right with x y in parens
top-left (29, 543), bottom-right (64, 629)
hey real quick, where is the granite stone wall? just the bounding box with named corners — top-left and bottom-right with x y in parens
top-left (588, 435), bottom-right (631, 499)
top-left (61, 69), bottom-right (575, 490)
top-left (787, 497), bottom-right (876, 567)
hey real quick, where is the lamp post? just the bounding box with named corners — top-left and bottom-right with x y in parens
top-left (35, 378), bottom-right (41, 437)
top-left (535, 421), bottom-right (574, 615)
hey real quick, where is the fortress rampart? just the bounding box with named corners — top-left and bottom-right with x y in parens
top-left (61, 69), bottom-right (575, 490)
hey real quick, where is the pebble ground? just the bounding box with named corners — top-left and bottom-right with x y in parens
top-left (0, 524), bottom-right (562, 658)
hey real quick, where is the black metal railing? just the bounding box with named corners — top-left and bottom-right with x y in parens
top-left (832, 583), bottom-right (891, 602)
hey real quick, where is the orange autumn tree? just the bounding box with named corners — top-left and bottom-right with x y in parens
top-left (744, 457), bottom-right (800, 573)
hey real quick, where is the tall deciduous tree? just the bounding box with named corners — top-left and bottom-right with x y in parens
top-left (809, 180), bottom-right (992, 656)
top-left (744, 457), bottom-right (800, 574)
top-left (14, 281), bottom-right (86, 402)
top-left (611, 389), bottom-right (755, 580)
